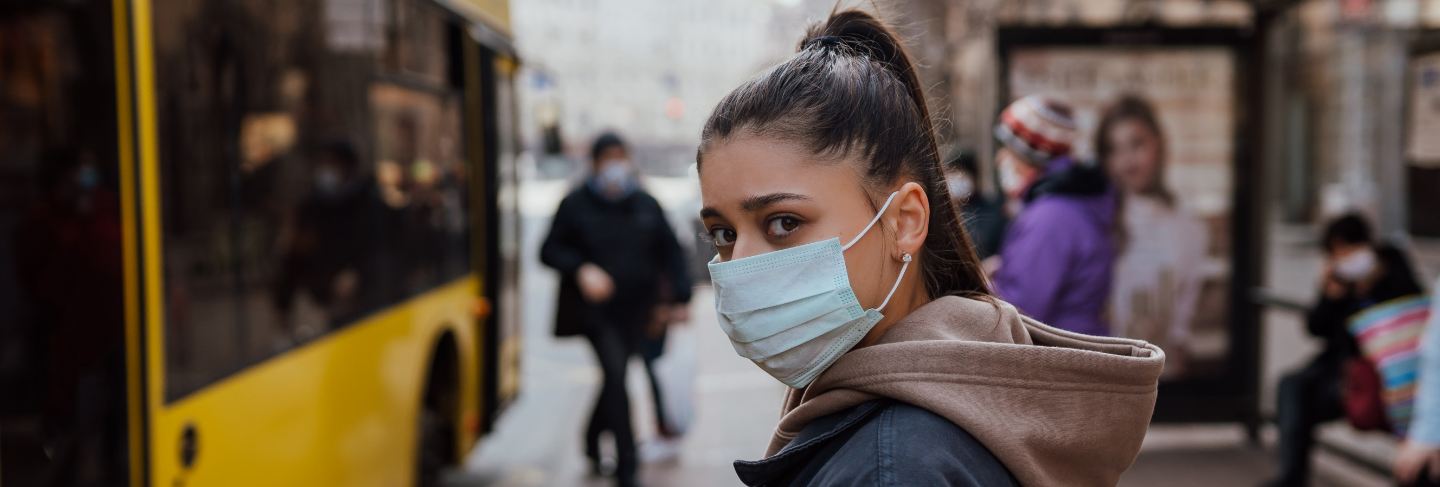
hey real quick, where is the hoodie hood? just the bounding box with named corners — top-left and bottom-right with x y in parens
top-left (1024, 156), bottom-right (1110, 202)
top-left (765, 295), bottom-right (1163, 487)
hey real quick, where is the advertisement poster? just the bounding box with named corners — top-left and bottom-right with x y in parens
top-left (1409, 51), bottom-right (1440, 166)
top-left (1006, 46), bottom-right (1237, 383)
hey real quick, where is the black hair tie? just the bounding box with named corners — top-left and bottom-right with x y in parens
top-left (805, 35), bottom-right (843, 50)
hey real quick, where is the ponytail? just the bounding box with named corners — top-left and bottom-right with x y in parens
top-left (699, 9), bottom-right (989, 299)
top-left (801, 10), bottom-right (936, 150)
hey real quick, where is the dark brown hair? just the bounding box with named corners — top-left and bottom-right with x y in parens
top-left (696, 9), bottom-right (989, 299)
top-left (1095, 94), bottom-right (1175, 206)
top-left (1322, 213), bottom-right (1373, 254)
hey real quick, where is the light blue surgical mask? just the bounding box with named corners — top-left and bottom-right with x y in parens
top-left (708, 191), bottom-right (910, 388)
top-left (589, 160), bottom-right (638, 201)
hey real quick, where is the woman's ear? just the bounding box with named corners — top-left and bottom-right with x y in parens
top-left (890, 181), bottom-right (929, 260)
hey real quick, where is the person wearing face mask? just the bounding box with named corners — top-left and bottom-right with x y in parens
top-left (1267, 213), bottom-right (1423, 487)
top-left (696, 11), bottom-right (1162, 487)
top-left (989, 94), bottom-right (1117, 336)
top-left (16, 149), bottom-right (125, 481)
top-left (943, 149), bottom-right (1007, 260)
top-left (539, 132), bottom-right (691, 487)
top-left (273, 141), bottom-right (389, 337)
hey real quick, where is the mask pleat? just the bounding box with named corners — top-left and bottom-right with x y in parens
top-left (714, 251), bottom-right (847, 314)
top-left (732, 304), bottom-right (874, 361)
top-left (719, 290), bottom-right (862, 345)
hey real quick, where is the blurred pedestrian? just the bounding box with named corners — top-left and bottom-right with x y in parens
top-left (695, 10), bottom-right (1163, 487)
top-left (1394, 276), bottom-right (1440, 487)
top-left (539, 132), bottom-right (691, 487)
top-left (943, 148), bottom-right (1006, 259)
top-left (637, 274), bottom-right (690, 462)
top-left (989, 94), bottom-right (1116, 336)
top-left (16, 149), bottom-right (126, 484)
top-left (1268, 213), bottom-right (1423, 487)
top-left (1098, 95), bottom-right (1209, 377)
top-left (274, 141), bottom-right (387, 337)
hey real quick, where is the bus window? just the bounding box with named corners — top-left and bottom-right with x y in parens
top-left (0, 3), bottom-right (128, 485)
top-left (368, 84), bottom-right (470, 295)
top-left (152, 0), bottom-right (471, 401)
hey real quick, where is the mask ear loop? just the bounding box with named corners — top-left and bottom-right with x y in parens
top-left (875, 252), bottom-right (911, 312)
top-left (839, 191), bottom-right (909, 312)
top-left (842, 191), bottom-right (901, 251)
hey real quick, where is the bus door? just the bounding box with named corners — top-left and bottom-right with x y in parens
top-left (463, 35), bottom-right (522, 431)
top-left (488, 52), bottom-right (523, 423)
top-left (0, 1), bottom-right (142, 485)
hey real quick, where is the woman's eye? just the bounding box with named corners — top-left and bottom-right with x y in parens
top-left (766, 216), bottom-right (801, 239)
top-left (709, 228), bottom-right (736, 247)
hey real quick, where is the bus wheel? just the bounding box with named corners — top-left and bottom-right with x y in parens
top-left (417, 336), bottom-right (458, 487)
top-left (417, 404), bottom-right (450, 487)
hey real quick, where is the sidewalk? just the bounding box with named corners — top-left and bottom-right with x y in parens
top-left (451, 285), bottom-right (785, 487)
top-left (447, 198), bottom-right (787, 486)
top-left (1121, 424), bottom-right (1388, 487)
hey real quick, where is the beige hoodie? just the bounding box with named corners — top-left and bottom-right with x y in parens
top-left (765, 296), bottom-right (1164, 487)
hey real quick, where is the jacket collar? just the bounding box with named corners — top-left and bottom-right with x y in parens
top-left (1023, 156), bottom-right (1109, 203)
top-left (732, 400), bottom-right (888, 486)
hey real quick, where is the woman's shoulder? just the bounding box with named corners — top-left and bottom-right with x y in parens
top-left (872, 403), bottom-right (1016, 484)
top-left (880, 402), bottom-right (982, 441)
top-left (750, 401), bottom-right (1017, 487)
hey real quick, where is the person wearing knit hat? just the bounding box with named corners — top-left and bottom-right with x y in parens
top-left (994, 94), bottom-right (1079, 168)
top-left (989, 95), bottom-right (1118, 337)
top-left (992, 95), bottom-right (1080, 207)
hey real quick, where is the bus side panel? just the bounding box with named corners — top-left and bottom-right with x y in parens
top-left (134, 0), bottom-right (488, 483)
top-left (148, 278), bottom-right (478, 486)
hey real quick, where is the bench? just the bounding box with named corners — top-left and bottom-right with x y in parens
top-left (1254, 288), bottom-right (1396, 477)
top-left (1316, 423), bottom-right (1396, 477)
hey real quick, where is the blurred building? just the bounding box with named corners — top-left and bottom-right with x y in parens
top-left (890, 0), bottom-right (1440, 277)
top-left (511, 0), bottom-right (1440, 271)
top-left (510, 0), bottom-right (799, 175)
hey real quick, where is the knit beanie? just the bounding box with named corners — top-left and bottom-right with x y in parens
top-left (994, 95), bottom-right (1078, 168)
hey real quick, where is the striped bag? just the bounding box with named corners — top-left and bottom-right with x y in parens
top-left (1348, 294), bottom-right (1433, 436)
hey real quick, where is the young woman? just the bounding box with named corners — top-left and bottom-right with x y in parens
top-left (695, 9), bottom-right (1164, 487)
top-left (1097, 95), bottom-right (1209, 377)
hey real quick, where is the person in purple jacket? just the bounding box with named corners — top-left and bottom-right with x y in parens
top-left (989, 95), bottom-right (1117, 336)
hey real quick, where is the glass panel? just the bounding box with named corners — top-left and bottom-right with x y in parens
top-left (0, 2), bottom-right (128, 484)
top-left (492, 61), bottom-right (523, 402)
top-left (152, 0), bottom-right (468, 400)
top-left (1006, 46), bottom-right (1237, 382)
top-left (382, 0), bottom-right (446, 83)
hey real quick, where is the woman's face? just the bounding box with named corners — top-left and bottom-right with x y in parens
top-left (698, 136), bottom-right (900, 310)
top-left (1104, 119), bottom-right (1163, 194)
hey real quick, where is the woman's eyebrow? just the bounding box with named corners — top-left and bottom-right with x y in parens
top-left (700, 192), bottom-right (811, 219)
top-left (741, 192), bottom-right (810, 212)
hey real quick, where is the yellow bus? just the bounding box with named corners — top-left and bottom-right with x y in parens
top-left (0, 0), bottom-right (522, 485)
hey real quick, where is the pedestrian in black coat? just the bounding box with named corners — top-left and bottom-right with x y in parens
top-left (539, 133), bottom-right (690, 487)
